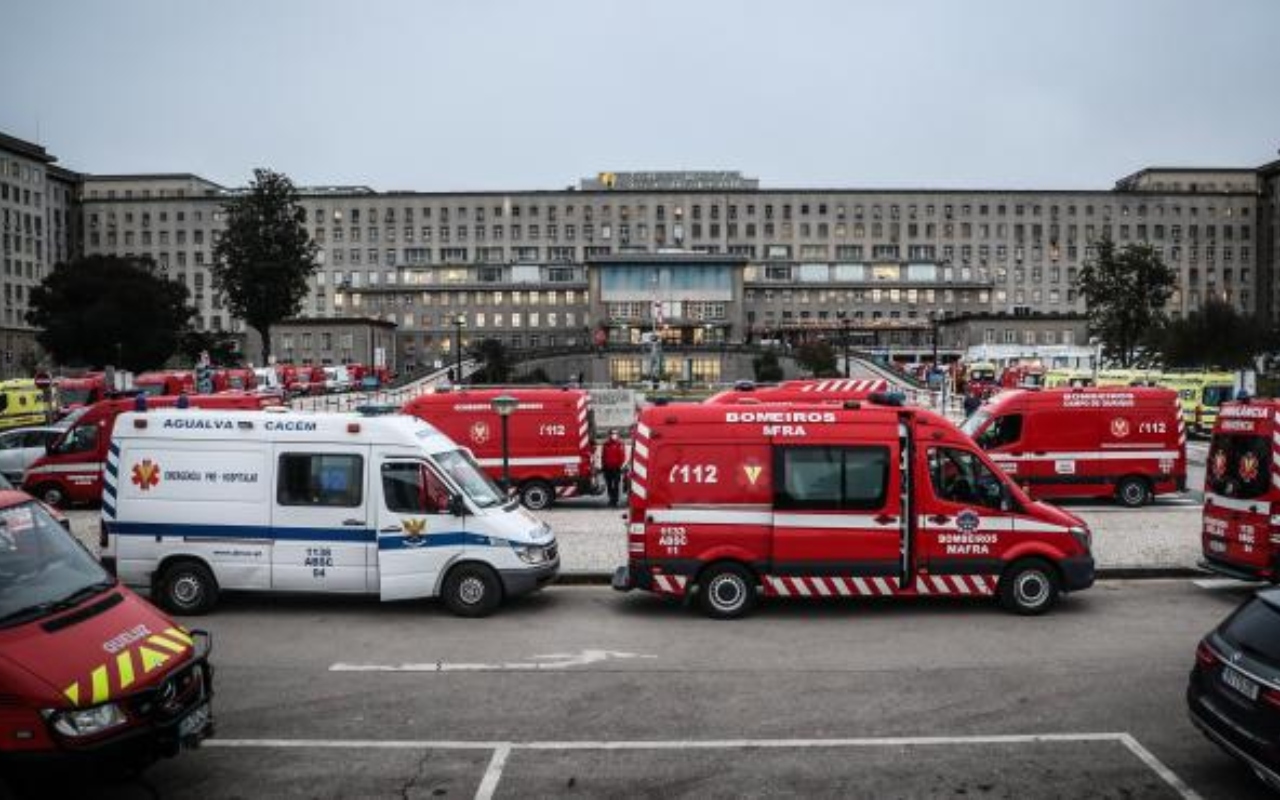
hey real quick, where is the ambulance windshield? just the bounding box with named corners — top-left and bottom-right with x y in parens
top-left (433, 449), bottom-right (506, 509)
top-left (0, 502), bottom-right (113, 628)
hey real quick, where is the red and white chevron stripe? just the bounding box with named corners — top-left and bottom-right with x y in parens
top-left (1176, 395), bottom-right (1186, 451)
top-left (1272, 411), bottom-right (1280, 489)
top-left (798, 379), bottom-right (888, 394)
top-left (763, 574), bottom-right (997, 597)
top-left (913, 574), bottom-right (997, 595)
top-left (652, 573), bottom-right (688, 595)
top-left (630, 423), bottom-right (651, 500)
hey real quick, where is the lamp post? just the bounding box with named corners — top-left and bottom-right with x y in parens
top-left (841, 318), bottom-right (851, 377)
top-left (453, 313), bottom-right (466, 386)
top-left (491, 394), bottom-right (518, 492)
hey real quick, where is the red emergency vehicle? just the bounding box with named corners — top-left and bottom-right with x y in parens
top-left (1200, 400), bottom-right (1280, 583)
top-left (999, 361), bottom-right (1047, 389)
top-left (56, 373), bottom-right (107, 410)
top-left (403, 388), bottom-right (598, 510)
top-left (612, 397), bottom-right (1095, 618)
top-left (0, 490), bottom-right (212, 781)
top-left (705, 378), bottom-right (890, 405)
top-left (211, 368), bottom-right (257, 392)
top-left (134, 371), bottom-right (195, 397)
top-left (963, 387), bottom-right (1186, 507)
top-left (21, 394), bottom-right (272, 508)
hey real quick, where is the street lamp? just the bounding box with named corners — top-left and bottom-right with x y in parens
top-left (490, 394), bottom-right (519, 492)
top-left (841, 318), bottom-right (852, 377)
top-left (453, 313), bottom-right (466, 386)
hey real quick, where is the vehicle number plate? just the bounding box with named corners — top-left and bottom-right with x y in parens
top-left (1222, 667), bottom-right (1260, 701)
top-left (178, 702), bottom-right (211, 740)
top-left (1208, 540), bottom-right (1227, 553)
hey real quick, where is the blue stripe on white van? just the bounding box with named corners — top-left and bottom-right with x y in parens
top-left (107, 521), bottom-right (376, 543)
top-left (377, 531), bottom-right (496, 551)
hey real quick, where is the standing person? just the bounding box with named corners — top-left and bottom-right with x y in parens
top-left (963, 391), bottom-right (981, 418)
top-left (601, 430), bottom-right (627, 507)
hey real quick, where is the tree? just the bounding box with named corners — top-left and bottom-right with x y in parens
top-left (1151, 299), bottom-right (1276, 370)
top-left (26, 255), bottom-right (195, 372)
top-left (753, 350), bottom-right (784, 382)
top-left (795, 340), bottom-right (840, 377)
top-left (471, 338), bottom-right (511, 384)
top-left (211, 169), bottom-right (318, 363)
top-left (1078, 238), bottom-right (1176, 368)
top-left (178, 328), bottom-right (242, 367)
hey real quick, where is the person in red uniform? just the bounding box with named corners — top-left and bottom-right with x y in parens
top-left (601, 430), bottom-right (628, 507)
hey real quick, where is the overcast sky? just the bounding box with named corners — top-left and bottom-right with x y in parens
top-left (3, 0), bottom-right (1278, 192)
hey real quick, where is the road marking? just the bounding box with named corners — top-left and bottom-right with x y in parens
top-left (329, 649), bottom-right (657, 672)
top-left (206, 732), bottom-right (1201, 800)
top-left (1193, 577), bottom-right (1264, 590)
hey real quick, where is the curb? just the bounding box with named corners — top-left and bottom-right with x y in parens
top-left (556, 567), bottom-right (1210, 586)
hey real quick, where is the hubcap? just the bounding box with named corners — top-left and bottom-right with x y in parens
top-left (1015, 571), bottom-right (1049, 608)
top-left (526, 489), bottom-right (548, 508)
top-left (173, 575), bottom-right (202, 606)
top-left (708, 574), bottom-right (745, 611)
top-left (1124, 484), bottom-right (1143, 504)
top-left (458, 576), bottom-right (485, 605)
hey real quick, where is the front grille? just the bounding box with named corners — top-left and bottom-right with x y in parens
top-left (124, 661), bottom-right (207, 722)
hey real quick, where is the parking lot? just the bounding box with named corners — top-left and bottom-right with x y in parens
top-left (27, 580), bottom-right (1268, 799)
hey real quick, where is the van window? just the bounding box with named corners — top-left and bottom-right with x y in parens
top-left (774, 446), bottom-right (889, 511)
top-left (1206, 434), bottom-right (1269, 499)
top-left (381, 462), bottom-right (451, 514)
top-left (975, 414), bottom-right (1022, 449)
top-left (1202, 385), bottom-right (1233, 408)
top-left (55, 424), bottom-right (98, 455)
top-left (278, 454), bottom-right (364, 507)
top-left (928, 447), bottom-right (1006, 511)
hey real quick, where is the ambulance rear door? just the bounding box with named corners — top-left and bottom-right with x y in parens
top-left (373, 454), bottom-right (466, 601)
top-left (270, 442), bottom-right (372, 592)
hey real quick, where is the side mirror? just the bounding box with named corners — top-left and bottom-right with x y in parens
top-left (448, 494), bottom-right (467, 517)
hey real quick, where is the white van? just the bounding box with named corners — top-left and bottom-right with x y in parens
top-left (323, 365), bottom-right (352, 394)
top-left (102, 408), bottom-right (559, 617)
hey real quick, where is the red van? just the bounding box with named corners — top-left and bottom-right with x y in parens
top-left (0, 490), bottom-right (212, 782)
top-left (211, 368), bottom-right (257, 392)
top-left (963, 387), bottom-right (1186, 507)
top-left (56, 373), bottom-right (107, 411)
top-left (403, 388), bottom-right (598, 510)
top-left (612, 396), bottom-right (1095, 618)
top-left (1200, 400), bottom-right (1280, 583)
top-left (134, 372), bottom-right (194, 398)
top-left (22, 394), bottom-right (273, 508)
top-left (705, 378), bottom-right (890, 405)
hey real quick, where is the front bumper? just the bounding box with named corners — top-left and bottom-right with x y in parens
top-left (499, 558), bottom-right (560, 597)
top-left (1060, 555), bottom-right (1095, 592)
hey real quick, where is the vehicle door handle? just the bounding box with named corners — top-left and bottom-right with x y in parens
top-left (874, 514), bottom-right (898, 526)
top-left (928, 515), bottom-right (951, 524)
top-left (380, 525), bottom-right (402, 533)
top-left (343, 519), bottom-right (366, 527)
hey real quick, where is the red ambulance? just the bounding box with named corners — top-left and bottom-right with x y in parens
top-left (134, 371), bottom-right (195, 398)
top-left (56, 373), bottom-right (107, 411)
top-left (211, 368), bottom-right (257, 392)
top-left (403, 388), bottom-right (598, 510)
top-left (963, 387), bottom-right (1186, 507)
top-left (1200, 400), bottom-right (1280, 583)
top-left (705, 378), bottom-right (890, 405)
top-left (0, 490), bottom-right (212, 782)
top-left (612, 396), bottom-right (1095, 618)
top-left (22, 394), bottom-right (272, 508)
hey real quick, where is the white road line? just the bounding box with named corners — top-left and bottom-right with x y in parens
top-left (330, 650), bottom-right (656, 672)
top-left (1194, 578), bottom-right (1264, 590)
top-left (1118, 733), bottom-right (1204, 800)
top-left (475, 743), bottom-right (512, 800)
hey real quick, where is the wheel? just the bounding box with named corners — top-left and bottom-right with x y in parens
top-left (519, 480), bottom-right (554, 511)
top-left (34, 483), bottom-right (66, 508)
top-left (442, 563), bottom-right (503, 617)
top-left (697, 563), bottom-right (758, 620)
top-left (1115, 476), bottom-right (1150, 508)
top-left (999, 558), bottom-right (1061, 616)
top-left (156, 560), bottom-right (218, 615)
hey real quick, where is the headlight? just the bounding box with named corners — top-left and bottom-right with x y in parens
top-left (1069, 525), bottom-right (1092, 551)
top-left (47, 703), bottom-right (128, 738)
top-left (513, 544), bottom-right (548, 565)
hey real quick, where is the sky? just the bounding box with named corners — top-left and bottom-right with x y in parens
top-left (3, 0), bottom-right (1278, 192)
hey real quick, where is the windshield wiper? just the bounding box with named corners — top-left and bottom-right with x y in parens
top-left (0, 602), bottom-right (60, 627)
top-left (50, 580), bottom-right (117, 611)
top-left (0, 579), bottom-right (117, 627)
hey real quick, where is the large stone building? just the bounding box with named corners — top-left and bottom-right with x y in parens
top-left (5, 130), bottom-right (1278, 379)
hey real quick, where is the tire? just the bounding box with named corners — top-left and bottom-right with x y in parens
top-left (519, 480), bottom-right (554, 511)
top-left (442, 563), bottom-right (503, 618)
top-left (34, 483), bottom-right (66, 508)
top-left (697, 563), bottom-right (758, 620)
top-left (156, 560), bottom-right (219, 615)
top-left (999, 558), bottom-right (1061, 616)
top-left (1115, 476), bottom-right (1151, 508)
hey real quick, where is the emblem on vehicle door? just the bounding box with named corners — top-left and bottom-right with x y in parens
top-left (1238, 453), bottom-right (1260, 483)
top-left (402, 517), bottom-right (427, 547)
top-left (131, 459), bottom-right (161, 491)
top-left (956, 509), bottom-right (981, 533)
top-left (1211, 451), bottom-right (1229, 480)
top-left (1109, 418), bottom-right (1130, 438)
top-left (469, 421), bottom-right (491, 445)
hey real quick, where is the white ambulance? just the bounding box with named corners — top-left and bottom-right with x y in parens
top-left (102, 407), bottom-right (559, 617)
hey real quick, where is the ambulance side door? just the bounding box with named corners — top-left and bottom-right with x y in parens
top-left (916, 445), bottom-right (1014, 582)
top-left (270, 443), bottom-right (372, 592)
top-left (374, 455), bottom-right (465, 601)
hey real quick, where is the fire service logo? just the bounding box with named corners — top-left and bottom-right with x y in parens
top-left (1109, 418), bottom-right (1130, 438)
top-left (956, 509), bottom-right (981, 533)
top-left (1211, 451), bottom-right (1229, 481)
top-left (469, 421), bottom-right (491, 445)
top-left (1239, 452), bottom-right (1260, 483)
top-left (131, 459), bottom-right (161, 491)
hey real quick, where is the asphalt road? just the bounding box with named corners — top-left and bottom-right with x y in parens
top-left (16, 580), bottom-right (1275, 799)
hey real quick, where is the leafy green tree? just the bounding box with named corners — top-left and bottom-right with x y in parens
top-left (1151, 299), bottom-right (1275, 369)
top-left (211, 169), bottom-right (318, 363)
top-left (795, 340), bottom-right (840, 377)
top-left (26, 255), bottom-right (195, 372)
top-left (471, 338), bottom-right (511, 384)
top-left (1078, 238), bottom-right (1176, 367)
top-left (178, 329), bottom-right (242, 367)
top-left (753, 350), bottom-right (784, 382)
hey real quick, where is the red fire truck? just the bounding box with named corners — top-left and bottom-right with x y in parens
top-left (613, 396), bottom-right (1095, 618)
top-left (1200, 400), bottom-right (1280, 583)
top-left (0, 490), bottom-right (213, 783)
top-left (705, 378), bottom-right (890, 405)
top-left (963, 387), bottom-right (1186, 507)
top-left (21, 394), bottom-right (273, 508)
top-left (403, 388), bottom-right (599, 510)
